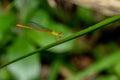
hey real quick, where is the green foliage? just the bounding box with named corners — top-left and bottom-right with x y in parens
top-left (0, 0), bottom-right (120, 80)
top-left (6, 37), bottom-right (39, 80)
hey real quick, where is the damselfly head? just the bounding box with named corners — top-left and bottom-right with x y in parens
top-left (59, 32), bottom-right (62, 38)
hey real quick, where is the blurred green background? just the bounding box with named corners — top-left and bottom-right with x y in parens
top-left (0, 0), bottom-right (120, 80)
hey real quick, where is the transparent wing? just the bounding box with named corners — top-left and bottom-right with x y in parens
top-left (29, 21), bottom-right (51, 31)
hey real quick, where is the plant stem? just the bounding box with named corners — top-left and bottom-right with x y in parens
top-left (1, 14), bottom-right (120, 69)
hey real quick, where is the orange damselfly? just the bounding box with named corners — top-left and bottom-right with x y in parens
top-left (16, 21), bottom-right (62, 38)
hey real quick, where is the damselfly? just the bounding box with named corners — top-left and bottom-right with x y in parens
top-left (16, 21), bottom-right (62, 38)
